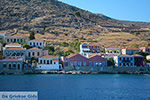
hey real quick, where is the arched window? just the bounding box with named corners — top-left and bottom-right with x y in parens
top-left (9, 64), bottom-right (11, 69)
top-left (18, 64), bottom-right (20, 69)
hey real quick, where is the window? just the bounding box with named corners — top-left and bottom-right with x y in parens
top-left (94, 62), bottom-right (97, 66)
top-left (9, 64), bottom-right (11, 69)
top-left (89, 61), bottom-right (92, 66)
top-left (47, 60), bottom-right (49, 64)
top-left (11, 39), bottom-right (13, 42)
top-left (54, 62), bottom-right (56, 64)
top-left (40, 43), bottom-right (42, 46)
top-left (120, 63), bottom-right (121, 66)
top-left (102, 62), bottom-right (105, 66)
top-left (50, 60), bottom-right (52, 64)
top-left (74, 61), bottom-right (77, 66)
top-left (21, 39), bottom-right (23, 43)
top-left (119, 58), bottom-right (121, 60)
top-left (30, 42), bottom-right (32, 45)
top-left (131, 58), bottom-right (132, 60)
top-left (44, 60), bottom-right (46, 64)
top-left (114, 51), bottom-right (116, 53)
top-left (14, 39), bottom-right (16, 42)
top-left (131, 63), bottom-right (132, 66)
top-left (123, 63), bottom-right (125, 66)
top-left (37, 52), bottom-right (40, 56)
top-left (32, 52), bottom-right (34, 56)
top-left (83, 62), bottom-right (86, 66)
top-left (28, 52), bottom-right (30, 57)
top-left (37, 43), bottom-right (38, 45)
top-left (40, 60), bottom-right (42, 64)
top-left (70, 62), bottom-right (73, 66)
top-left (17, 64), bottom-right (20, 69)
top-left (78, 61), bottom-right (81, 66)
top-left (7, 39), bottom-right (9, 42)
top-left (13, 64), bottom-right (16, 69)
top-left (17, 39), bottom-right (19, 42)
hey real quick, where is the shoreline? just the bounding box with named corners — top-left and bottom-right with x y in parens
top-left (0, 70), bottom-right (150, 75)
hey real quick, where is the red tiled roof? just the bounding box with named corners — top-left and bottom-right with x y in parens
top-left (41, 55), bottom-right (56, 58)
top-left (118, 54), bottom-right (132, 57)
top-left (52, 59), bottom-right (59, 61)
top-left (0, 31), bottom-right (6, 33)
top-left (105, 46), bottom-right (120, 49)
top-left (1, 58), bottom-right (22, 61)
top-left (28, 47), bottom-right (41, 50)
top-left (88, 55), bottom-right (107, 61)
top-left (6, 47), bottom-right (24, 50)
top-left (132, 54), bottom-right (143, 57)
top-left (125, 47), bottom-right (139, 50)
top-left (7, 43), bottom-right (20, 45)
top-left (68, 54), bottom-right (88, 60)
top-left (12, 34), bottom-right (28, 37)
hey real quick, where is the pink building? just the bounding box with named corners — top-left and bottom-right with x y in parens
top-left (68, 54), bottom-right (107, 67)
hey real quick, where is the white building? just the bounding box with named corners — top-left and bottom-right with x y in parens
top-left (3, 43), bottom-right (26, 60)
top-left (103, 54), bottom-right (117, 60)
top-left (37, 55), bottom-right (62, 70)
top-left (28, 39), bottom-right (44, 49)
top-left (105, 46), bottom-right (121, 55)
top-left (80, 42), bottom-right (101, 57)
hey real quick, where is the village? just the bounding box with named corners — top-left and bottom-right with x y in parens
top-left (0, 30), bottom-right (150, 74)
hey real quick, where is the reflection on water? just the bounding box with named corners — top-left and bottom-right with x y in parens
top-left (0, 74), bottom-right (150, 100)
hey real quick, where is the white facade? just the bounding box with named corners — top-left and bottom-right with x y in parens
top-left (28, 40), bottom-right (44, 49)
top-left (37, 55), bottom-right (62, 70)
top-left (105, 47), bottom-right (121, 55)
top-left (114, 55), bottom-right (134, 67)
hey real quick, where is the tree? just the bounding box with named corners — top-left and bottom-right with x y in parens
top-left (107, 58), bottom-right (115, 66)
top-left (45, 28), bottom-right (50, 31)
top-left (64, 50), bottom-right (74, 57)
top-left (135, 32), bottom-right (140, 36)
top-left (74, 11), bottom-right (81, 17)
top-left (134, 51), bottom-right (149, 59)
top-left (29, 31), bottom-right (35, 40)
top-left (145, 43), bottom-right (150, 47)
top-left (45, 46), bottom-right (55, 52)
top-left (130, 43), bottom-right (139, 48)
top-left (61, 42), bottom-right (68, 47)
top-left (23, 44), bottom-right (31, 49)
top-left (2, 42), bottom-right (7, 47)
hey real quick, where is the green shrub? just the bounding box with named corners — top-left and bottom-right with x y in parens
top-left (74, 11), bottom-right (81, 17)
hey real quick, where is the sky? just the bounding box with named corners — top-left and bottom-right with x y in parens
top-left (58, 0), bottom-right (150, 22)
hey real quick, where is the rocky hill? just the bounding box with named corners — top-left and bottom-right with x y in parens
top-left (0, 0), bottom-right (150, 48)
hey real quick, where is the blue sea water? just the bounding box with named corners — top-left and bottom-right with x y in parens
top-left (0, 74), bottom-right (150, 100)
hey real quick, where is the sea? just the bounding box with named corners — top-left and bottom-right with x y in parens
top-left (0, 74), bottom-right (150, 100)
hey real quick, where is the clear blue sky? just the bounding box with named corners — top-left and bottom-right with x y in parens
top-left (58, 0), bottom-right (150, 22)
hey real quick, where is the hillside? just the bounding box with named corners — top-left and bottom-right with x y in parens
top-left (0, 0), bottom-right (150, 49)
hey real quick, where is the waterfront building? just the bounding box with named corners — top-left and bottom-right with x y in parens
top-left (105, 46), bottom-right (121, 55)
top-left (5, 35), bottom-right (28, 45)
top-left (0, 58), bottom-right (23, 70)
top-left (26, 47), bottom-right (42, 60)
top-left (68, 54), bottom-right (107, 67)
top-left (28, 39), bottom-right (44, 49)
top-left (88, 55), bottom-right (107, 66)
top-left (37, 55), bottom-right (62, 69)
top-left (80, 42), bottom-right (101, 57)
top-left (3, 43), bottom-right (26, 60)
top-left (140, 46), bottom-right (150, 53)
top-left (103, 54), bottom-right (117, 60)
top-left (122, 47), bottom-right (139, 55)
top-left (114, 54), bottom-right (143, 67)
